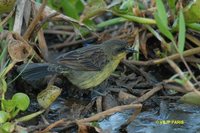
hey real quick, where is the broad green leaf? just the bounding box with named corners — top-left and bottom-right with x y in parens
top-left (47, 0), bottom-right (84, 17)
top-left (12, 93), bottom-right (30, 111)
top-left (178, 10), bottom-right (186, 53)
top-left (156, 0), bottom-right (168, 27)
top-left (180, 92), bottom-right (200, 105)
top-left (47, 0), bottom-right (61, 10)
top-left (154, 13), bottom-right (174, 41)
top-left (184, 0), bottom-right (200, 23)
top-left (74, 0), bottom-right (84, 14)
top-left (80, 0), bottom-right (107, 22)
top-left (1, 100), bottom-right (16, 113)
top-left (0, 128), bottom-right (9, 133)
top-left (61, 0), bottom-right (79, 19)
top-left (0, 111), bottom-right (9, 123)
top-left (1, 122), bottom-right (15, 132)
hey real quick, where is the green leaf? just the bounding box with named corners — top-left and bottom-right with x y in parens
top-left (47, 0), bottom-right (61, 10)
top-left (178, 10), bottom-right (186, 53)
top-left (156, 0), bottom-right (168, 27)
top-left (115, 13), bottom-right (156, 24)
top-left (184, 0), bottom-right (200, 23)
top-left (1, 100), bottom-right (16, 113)
top-left (168, 0), bottom-right (176, 10)
top-left (0, 111), bottom-right (9, 123)
top-left (74, 0), bottom-right (84, 14)
top-left (154, 13), bottom-right (174, 41)
top-left (168, 0), bottom-right (176, 16)
top-left (120, 0), bottom-right (134, 12)
top-left (174, 78), bottom-right (186, 85)
top-left (0, 128), bottom-right (9, 133)
top-left (80, 0), bottom-right (107, 21)
top-left (15, 110), bottom-right (45, 123)
top-left (180, 92), bottom-right (200, 105)
top-left (1, 122), bottom-right (15, 132)
top-left (61, 0), bottom-right (79, 19)
top-left (187, 23), bottom-right (200, 31)
top-left (12, 93), bottom-right (30, 111)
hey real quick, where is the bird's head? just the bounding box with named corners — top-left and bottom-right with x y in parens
top-left (103, 39), bottom-right (137, 57)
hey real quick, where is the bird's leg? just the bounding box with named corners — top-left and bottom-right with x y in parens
top-left (90, 79), bottom-right (109, 99)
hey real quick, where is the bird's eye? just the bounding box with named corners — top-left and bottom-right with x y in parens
top-left (117, 47), bottom-right (125, 52)
top-left (112, 47), bottom-right (125, 55)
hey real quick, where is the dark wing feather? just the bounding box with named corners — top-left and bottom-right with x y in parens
top-left (56, 45), bottom-right (108, 71)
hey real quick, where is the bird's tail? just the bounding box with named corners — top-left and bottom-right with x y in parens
top-left (18, 63), bottom-right (56, 81)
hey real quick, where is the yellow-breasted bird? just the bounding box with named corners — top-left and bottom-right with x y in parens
top-left (18, 39), bottom-right (135, 89)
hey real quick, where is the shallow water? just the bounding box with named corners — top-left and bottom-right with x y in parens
top-left (99, 103), bottom-right (200, 133)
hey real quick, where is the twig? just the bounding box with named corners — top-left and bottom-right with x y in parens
top-left (96, 96), bottom-right (103, 113)
top-left (122, 60), bottom-right (153, 83)
top-left (125, 46), bottom-right (200, 65)
top-left (163, 83), bottom-right (187, 93)
top-left (33, 12), bottom-right (59, 37)
top-left (185, 57), bottom-right (200, 64)
top-left (133, 84), bottom-right (163, 103)
top-left (167, 59), bottom-right (200, 96)
top-left (38, 119), bottom-right (65, 133)
top-left (43, 29), bottom-right (73, 35)
top-left (23, 0), bottom-right (47, 40)
top-left (39, 104), bottom-right (142, 131)
top-left (13, 0), bottom-right (27, 34)
top-left (76, 104), bottom-right (142, 124)
top-left (0, 7), bottom-right (15, 27)
top-left (186, 33), bottom-right (200, 47)
top-left (120, 104), bottom-right (142, 129)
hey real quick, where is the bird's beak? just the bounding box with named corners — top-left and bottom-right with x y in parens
top-left (125, 47), bottom-right (138, 53)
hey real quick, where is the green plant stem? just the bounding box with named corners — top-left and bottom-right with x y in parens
top-left (0, 61), bottom-right (16, 78)
top-left (11, 108), bottom-right (20, 118)
top-left (15, 110), bottom-right (45, 123)
top-left (0, 78), bottom-right (7, 110)
top-left (79, 17), bottom-right (128, 37)
top-left (97, 17), bottom-right (127, 28)
top-left (112, 12), bottom-right (156, 24)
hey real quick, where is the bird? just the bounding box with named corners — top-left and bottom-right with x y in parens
top-left (18, 39), bottom-right (135, 89)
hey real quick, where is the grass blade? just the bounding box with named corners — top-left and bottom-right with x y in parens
top-left (156, 0), bottom-right (168, 27)
top-left (154, 12), bottom-right (174, 41)
top-left (178, 10), bottom-right (186, 53)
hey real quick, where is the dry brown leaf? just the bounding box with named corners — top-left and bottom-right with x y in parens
top-left (7, 33), bottom-right (32, 62)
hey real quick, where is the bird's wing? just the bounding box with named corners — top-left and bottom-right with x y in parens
top-left (56, 45), bottom-right (108, 71)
